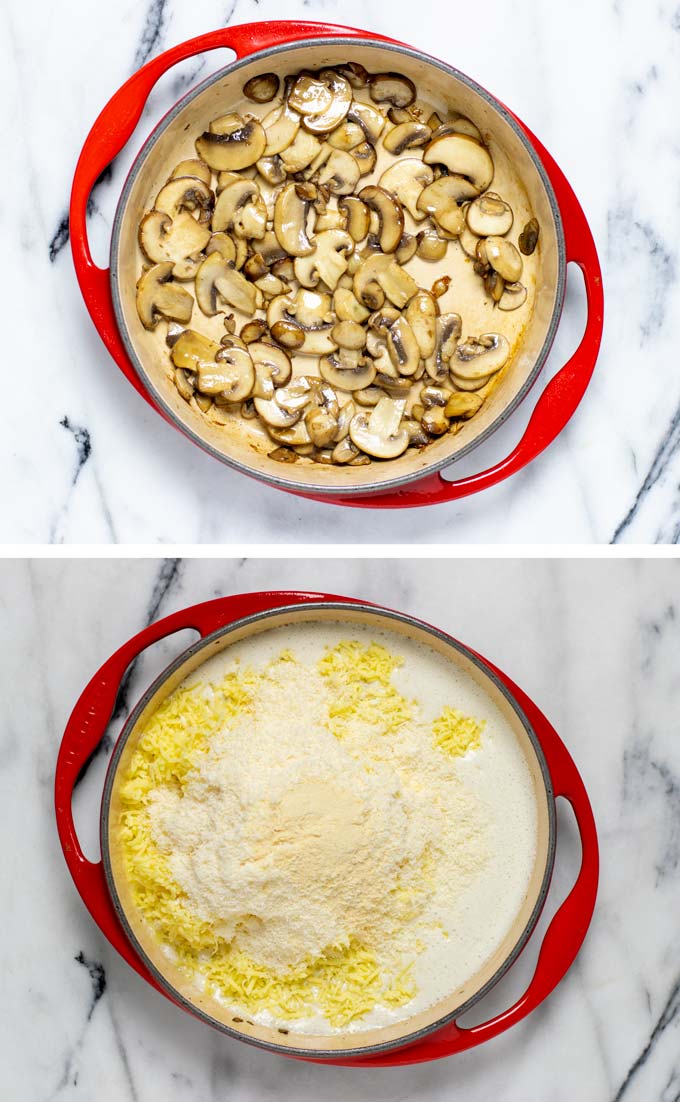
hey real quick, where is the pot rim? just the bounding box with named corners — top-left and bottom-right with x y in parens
top-left (100, 600), bottom-right (557, 1060)
top-left (110, 35), bottom-right (567, 498)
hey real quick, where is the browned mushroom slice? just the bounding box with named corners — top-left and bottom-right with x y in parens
top-left (327, 120), bottom-right (365, 151)
top-left (294, 230), bottom-right (353, 291)
top-left (319, 351), bottom-right (376, 392)
top-left (383, 121), bottom-right (431, 155)
top-left (331, 319), bottom-right (367, 350)
top-left (212, 179), bottom-right (267, 239)
top-left (207, 345), bottom-right (256, 400)
top-left (136, 262), bottom-right (194, 329)
top-left (255, 155), bottom-right (286, 186)
top-left (358, 186), bottom-right (404, 253)
top-left (353, 253), bottom-right (418, 310)
top-left (194, 252), bottom-right (260, 316)
top-left (416, 227), bottom-right (447, 261)
top-left (445, 391), bottom-right (484, 419)
top-left (405, 290), bottom-right (437, 358)
top-left (424, 313), bottom-right (462, 380)
top-left (335, 62), bottom-right (369, 88)
top-left (498, 281), bottom-right (528, 311)
top-left (387, 317), bottom-right (421, 376)
top-left (273, 182), bottom-right (316, 257)
top-left (138, 211), bottom-right (211, 280)
top-left (315, 149), bottom-right (361, 196)
top-left (305, 405), bottom-right (339, 446)
top-left (379, 159), bottom-right (433, 221)
top-left (423, 134), bottom-right (494, 194)
top-left (196, 116), bottom-right (266, 171)
top-left (368, 73), bottom-right (416, 108)
top-left (260, 102), bottom-right (301, 156)
top-left (518, 217), bottom-right (540, 255)
top-left (270, 319), bottom-right (305, 350)
top-left (352, 141), bottom-right (378, 177)
top-left (349, 396), bottom-right (409, 458)
top-left (347, 101), bottom-right (386, 143)
top-left (485, 236), bottom-right (523, 282)
top-left (453, 333), bottom-right (509, 381)
top-left (338, 196), bottom-right (370, 242)
top-left (243, 72), bottom-right (279, 103)
top-left (466, 192), bottom-right (513, 237)
top-left (333, 286), bottom-right (370, 323)
top-left (416, 177), bottom-right (470, 236)
top-left (248, 341), bottom-right (292, 387)
top-left (279, 129), bottom-right (322, 173)
top-left (267, 289), bottom-right (337, 356)
top-left (154, 176), bottom-right (214, 221)
top-left (170, 159), bottom-right (212, 186)
top-left (395, 234), bottom-right (417, 264)
top-left (295, 70), bottom-right (352, 134)
top-left (171, 329), bottom-right (220, 372)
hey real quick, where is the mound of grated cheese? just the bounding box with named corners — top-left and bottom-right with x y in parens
top-left (118, 642), bottom-right (489, 1028)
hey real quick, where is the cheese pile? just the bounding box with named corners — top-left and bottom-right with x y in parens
top-left (118, 641), bottom-right (488, 1028)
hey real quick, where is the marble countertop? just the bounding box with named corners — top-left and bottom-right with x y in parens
top-left (2, 556), bottom-right (679, 1100)
top-left (3, 0), bottom-right (680, 544)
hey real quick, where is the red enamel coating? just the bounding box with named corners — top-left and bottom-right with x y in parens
top-left (55, 592), bottom-right (599, 1066)
top-left (70, 21), bottom-right (603, 509)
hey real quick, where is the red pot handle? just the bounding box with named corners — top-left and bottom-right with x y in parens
top-left (300, 129), bottom-right (604, 509)
top-left (69, 21), bottom-right (396, 408)
top-left (333, 661), bottom-right (599, 1067)
top-left (54, 589), bottom-right (358, 985)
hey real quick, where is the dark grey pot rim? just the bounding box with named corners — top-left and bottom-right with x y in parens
top-left (110, 36), bottom-right (567, 499)
top-left (101, 600), bottom-right (557, 1061)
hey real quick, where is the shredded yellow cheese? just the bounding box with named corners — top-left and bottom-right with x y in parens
top-left (432, 706), bottom-right (485, 757)
top-left (318, 641), bottom-right (414, 740)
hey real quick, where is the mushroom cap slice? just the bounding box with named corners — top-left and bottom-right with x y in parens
top-left (171, 329), bottom-right (221, 372)
top-left (466, 192), bottom-right (514, 237)
top-left (405, 291), bottom-right (437, 358)
top-left (196, 117), bottom-right (266, 171)
top-left (423, 134), bottom-right (494, 194)
top-left (518, 217), bottom-right (540, 256)
top-left (296, 70), bottom-right (352, 134)
top-left (387, 317), bottom-right (421, 376)
top-left (267, 419), bottom-right (313, 447)
top-left (138, 211), bottom-right (210, 280)
top-left (458, 219), bottom-right (481, 259)
top-left (358, 186), bottom-right (404, 253)
top-left (347, 101), bottom-right (387, 143)
top-left (333, 286), bottom-right (370, 323)
top-left (315, 149), bottom-right (361, 196)
top-left (279, 129), bottom-right (322, 172)
top-left (206, 345), bottom-right (255, 401)
top-left (154, 176), bottom-right (214, 221)
top-left (273, 183), bottom-right (316, 257)
top-left (352, 141), bottom-right (378, 177)
top-left (453, 333), bottom-right (510, 380)
top-left (327, 120), bottom-right (365, 151)
top-left (248, 341), bottom-right (292, 386)
top-left (353, 253), bottom-right (418, 310)
top-left (288, 72), bottom-right (334, 115)
top-left (170, 159), bottom-right (212, 186)
top-left (484, 236), bottom-right (524, 282)
top-left (449, 371), bottom-right (494, 392)
top-left (416, 177), bottom-right (472, 237)
top-left (212, 179), bottom-right (267, 239)
top-left (379, 159), bottom-right (433, 221)
top-left (319, 352), bottom-right (377, 392)
top-left (256, 155), bottom-right (286, 186)
top-left (425, 313), bottom-right (462, 380)
top-left (244, 72), bottom-right (279, 103)
top-left (338, 197), bottom-right (370, 242)
top-left (383, 121), bottom-right (431, 155)
top-left (254, 394), bottom-right (301, 428)
top-left (267, 290), bottom-right (338, 356)
top-left (368, 73), bottom-right (416, 108)
top-left (136, 262), bottom-right (194, 329)
top-left (261, 102), bottom-right (301, 156)
top-left (498, 281), bottom-right (528, 311)
top-left (195, 252), bottom-right (260, 316)
top-left (416, 228), bottom-right (448, 261)
top-left (349, 396), bottom-right (409, 458)
top-left (294, 229), bottom-right (353, 291)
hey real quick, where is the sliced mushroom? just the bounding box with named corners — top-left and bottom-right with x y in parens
top-left (212, 179), bottom-right (267, 239)
top-left (154, 176), bottom-right (214, 221)
top-left (293, 70), bottom-right (352, 134)
top-left (518, 217), bottom-right (540, 255)
top-left (353, 253), bottom-right (418, 310)
top-left (267, 289), bottom-right (337, 355)
top-left (347, 101), bottom-right (386, 143)
top-left (352, 142), bottom-right (377, 176)
top-left (319, 351), bottom-right (376, 391)
top-left (171, 328), bottom-right (220, 371)
top-left (379, 159), bottom-right (433, 221)
top-left (368, 73), bottom-right (416, 108)
top-left (194, 252), bottom-right (260, 316)
top-left (349, 396), bottom-right (409, 458)
top-left (445, 391), bottom-right (484, 419)
top-left (279, 128), bottom-right (322, 172)
top-left (136, 262), bottom-right (194, 329)
top-left (315, 149), bottom-right (361, 196)
top-left (254, 394), bottom-right (301, 429)
top-left (138, 211), bottom-right (211, 280)
top-left (459, 220), bottom-right (481, 259)
top-left (305, 406), bottom-right (338, 446)
top-left (335, 62), bottom-right (369, 88)
top-left (498, 281), bottom-right (528, 311)
top-left (357, 186), bottom-right (404, 253)
top-left (331, 319), bottom-right (366, 350)
top-left (244, 73), bottom-right (279, 103)
top-left (383, 121), bottom-right (431, 155)
top-left (485, 236), bottom-right (523, 282)
top-left (240, 319), bottom-right (268, 344)
top-left (453, 333), bottom-right (510, 380)
top-left (396, 234), bottom-right (417, 264)
top-left (269, 319), bottom-right (304, 350)
top-left (205, 232), bottom-right (237, 264)
top-left (421, 406), bottom-right (450, 435)
top-left (207, 344), bottom-right (255, 400)
top-left (332, 436), bottom-right (360, 463)
top-left (248, 342), bottom-right (292, 387)
top-left (416, 228), bottom-right (447, 261)
top-left (327, 120), bottom-right (365, 151)
top-left (423, 134), bottom-right (494, 194)
top-left (260, 102), bottom-right (301, 156)
top-left (333, 286), bottom-right (370, 323)
top-left (273, 182), bottom-right (316, 257)
top-left (424, 313), bottom-right (462, 380)
top-left (337, 196), bottom-right (370, 242)
top-left (267, 419), bottom-right (312, 447)
top-left (170, 159), bottom-right (212, 186)
top-left (387, 317), bottom-right (421, 376)
top-left (416, 177), bottom-right (468, 236)
top-left (466, 192), bottom-right (513, 236)
top-left (294, 230), bottom-right (353, 291)
top-left (255, 155), bottom-right (286, 186)
top-left (405, 291), bottom-right (437, 358)
top-left (196, 116), bottom-right (267, 171)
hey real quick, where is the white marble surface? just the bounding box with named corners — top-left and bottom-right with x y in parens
top-left (3, 0), bottom-right (680, 544)
top-left (2, 557), bottom-right (679, 1099)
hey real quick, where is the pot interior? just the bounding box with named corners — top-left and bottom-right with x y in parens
top-left (112, 39), bottom-right (563, 496)
top-left (103, 604), bottom-right (554, 1057)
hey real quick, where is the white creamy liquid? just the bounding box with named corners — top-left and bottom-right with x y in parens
top-left (179, 618), bottom-right (540, 1035)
